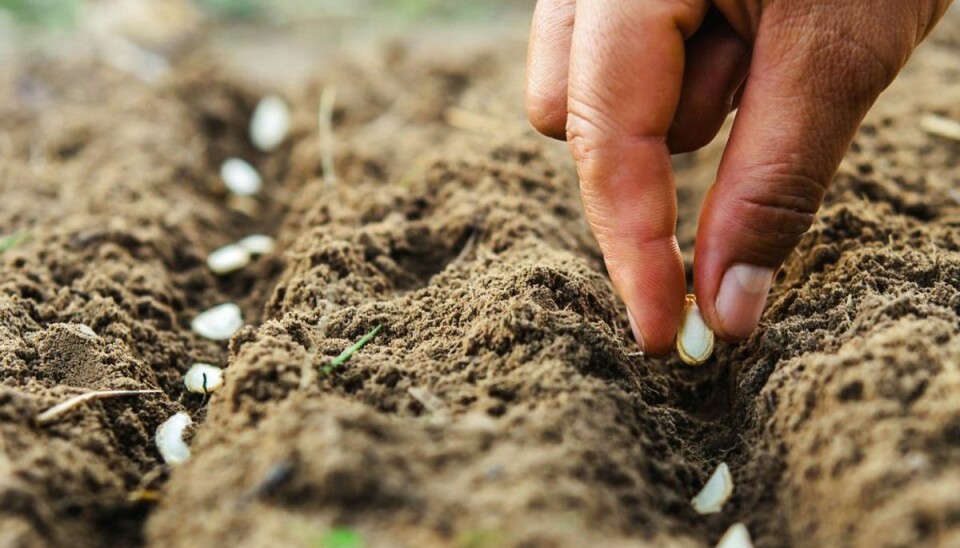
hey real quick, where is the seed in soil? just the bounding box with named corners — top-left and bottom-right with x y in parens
top-left (715, 523), bottom-right (753, 548)
top-left (250, 94), bottom-right (291, 152)
top-left (191, 303), bottom-right (244, 341)
top-left (207, 243), bottom-right (251, 275)
top-left (75, 323), bottom-right (99, 339)
top-left (677, 294), bottom-right (714, 366)
top-left (220, 158), bottom-right (262, 196)
top-left (184, 363), bottom-right (225, 394)
top-left (156, 411), bottom-right (192, 465)
top-left (237, 234), bottom-right (275, 255)
top-left (692, 461), bottom-right (733, 514)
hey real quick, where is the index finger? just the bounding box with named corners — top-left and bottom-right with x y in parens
top-left (566, 0), bottom-right (708, 355)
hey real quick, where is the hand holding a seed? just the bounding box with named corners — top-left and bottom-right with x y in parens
top-left (526, 0), bottom-right (952, 356)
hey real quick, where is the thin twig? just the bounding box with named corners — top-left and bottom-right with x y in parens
top-left (321, 325), bottom-right (382, 376)
top-left (319, 86), bottom-right (338, 186)
top-left (37, 389), bottom-right (162, 424)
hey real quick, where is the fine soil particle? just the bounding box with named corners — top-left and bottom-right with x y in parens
top-left (2, 10), bottom-right (960, 548)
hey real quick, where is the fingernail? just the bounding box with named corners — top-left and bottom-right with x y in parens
top-left (626, 309), bottom-right (646, 352)
top-left (716, 264), bottom-right (774, 339)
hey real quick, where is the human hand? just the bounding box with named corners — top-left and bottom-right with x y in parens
top-left (526, 0), bottom-right (952, 355)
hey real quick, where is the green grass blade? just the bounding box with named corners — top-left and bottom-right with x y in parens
top-left (0, 231), bottom-right (27, 253)
top-left (320, 528), bottom-right (364, 548)
top-left (322, 325), bottom-right (382, 375)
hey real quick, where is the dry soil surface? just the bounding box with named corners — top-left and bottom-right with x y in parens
top-left (2, 11), bottom-right (960, 548)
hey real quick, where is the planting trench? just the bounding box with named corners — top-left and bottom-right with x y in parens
top-left (2, 15), bottom-right (960, 548)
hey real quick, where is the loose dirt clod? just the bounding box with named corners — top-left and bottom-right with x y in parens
top-left (250, 95), bottom-right (291, 152)
top-left (156, 412), bottom-right (193, 465)
top-left (677, 294), bottom-right (714, 366)
top-left (191, 303), bottom-right (244, 341)
top-left (692, 462), bottom-right (733, 514)
top-left (207, 243), bottom-right (251, 275)
top-left (184, 363), bottom-right (225, 394)
top-left (715, 523), bottom-right (753, 548)
top-left (37, 389), bottom-right (163, 424)
top-left (220, 158), bottom-right (262, 196)
top-left (237, 234), bottom-right (275, 255)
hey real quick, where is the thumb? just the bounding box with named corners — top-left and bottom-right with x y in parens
top-left (694, 5), bottom-right (918, 340)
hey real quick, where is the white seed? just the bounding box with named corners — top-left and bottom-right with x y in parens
top-left (184, 363), bottom-right (224, 394)
top-left (677, 294), bottom-right (714, 366)
top-left (191, 303), bottom-right (244, 341)
top-left (207, 244), bottom-right (251, 275)
top-left (920, 113), bottom-right (960, 142)
top-left (250, 95), bottom-right (291, 152)
top-left (155, 411), bottom-right (192, 465)
top-left (716, 523), bottom-right (753, 548)
top-left (220, 158), bottom-right (262, 196)
top-left (237, 234), bottom-right (275, 255)
top-left (75, 323), bottom-right (99, 339)
top-left (692, 462), bottom-right (734, 515)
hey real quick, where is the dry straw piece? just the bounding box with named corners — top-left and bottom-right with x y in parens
top-left (692, 462), bottom-right (734, 514)
top-left (37, 389), bottom-right (162, 424)
top-left (920, 113), bottom-right (960, 142)
top-left (677, 294), bottom-right (715, 366)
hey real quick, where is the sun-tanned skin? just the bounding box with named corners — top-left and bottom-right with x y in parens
top-left (526, 0), bottom-right (954, 356)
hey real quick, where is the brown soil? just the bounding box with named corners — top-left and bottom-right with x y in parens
top-left (2, 10), bottom-right (960, 548)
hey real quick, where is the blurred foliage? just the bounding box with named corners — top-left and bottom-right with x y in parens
top-left (318, 528), bottom-right (364, 548)
top-left (0, 0), bottom-right (79, 27)
top-left (0, 0), bottom-right (516, 27)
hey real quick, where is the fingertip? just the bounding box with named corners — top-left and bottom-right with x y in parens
top-left (608, 241), bottom-right (687, 357)
top-left (525, 90), bottom-right (568, 140)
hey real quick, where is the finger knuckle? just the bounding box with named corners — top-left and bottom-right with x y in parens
top-left (730, 170), bottom-right (824, 258)
top-left (564, 97), bottom-right (607, 164)
top-left (525, 90), bottom-right (567, 140)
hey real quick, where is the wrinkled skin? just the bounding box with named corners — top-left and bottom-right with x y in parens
top-left (526, 0), bottom-right (953, 355)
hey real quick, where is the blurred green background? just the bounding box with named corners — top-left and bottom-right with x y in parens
top-left (0, 0), bottom-right (522, 28)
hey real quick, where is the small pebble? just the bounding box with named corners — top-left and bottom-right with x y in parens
top-left (692, 462), bottom-right (734, 515)
top-left (207, 243), bottom-right (251, 275)
top-left (250, 95), bottom-right (291, 152)
top-left (184, 363), bottom-right (225, 394)
top-left (716, 523), bottom-right (753, 548)
top-left (191, 303), bottom-right (244, 341)
top-left (237, 234), bottom-right (275, 255)
top-left (220, 158), bottom-right (262, 196)
top-left (155, 412), bottom-right (192, 465)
